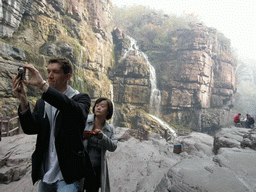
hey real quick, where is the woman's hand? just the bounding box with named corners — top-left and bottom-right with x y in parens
top-left (94, 129), bottom-right (103, 139)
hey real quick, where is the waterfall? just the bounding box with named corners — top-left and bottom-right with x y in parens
top-left (141, 52), bottom-right (161, 116)
top-left (79, 48), bottom-right (83, 68)
top-left (149, 114), bottom-right (177, 139)
top-left (121, 37), bottom-right (139, 60)
top-left (110, 84), bottom-right (116, 125)
top-left (120, 36), bottom-right (176, 138)
top-left (110, 84), bottom-right (114, 102)
top-left (96, 37), bottom-right (105, 72)
top-left (122, 36), bottom-right (161, 116)
top-left (101, 42), bottom-right (105, 73)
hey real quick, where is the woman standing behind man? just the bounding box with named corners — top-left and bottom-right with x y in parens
top-left (83, 97), bottom-right (117, 192)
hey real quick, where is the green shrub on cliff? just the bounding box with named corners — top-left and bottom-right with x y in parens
top-left (217, 32), bottom-right (231, 47)
top-left (113, 5), bottom-right (231, 61)
top-left (113, 5), bottom-right (192, 53)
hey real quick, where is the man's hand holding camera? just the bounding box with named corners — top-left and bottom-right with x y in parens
top-left (12, 64), bottom-right (48, 111)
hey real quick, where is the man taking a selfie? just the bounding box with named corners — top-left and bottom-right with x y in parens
top-left (12, 57), bottom-right (93, 191)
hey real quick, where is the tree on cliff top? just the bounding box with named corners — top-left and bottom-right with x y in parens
top-left (113, 5), bottom-right (192, 54)
top-left (113, 5), bottom-right (231, 58)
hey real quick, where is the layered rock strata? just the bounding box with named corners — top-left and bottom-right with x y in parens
top-left (112, 23), bottom-right (236, 133)
top-left (0, 1), bottom-right (237, 135)
top-left (159, 24), bottom-right (236, 132)
top-left (0, 0), bottom-right (114, 118)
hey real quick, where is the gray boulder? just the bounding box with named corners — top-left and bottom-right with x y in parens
top-left (1, 127), bottom-right (256, 192)
top-left (0, 134), bottom-right (38, 191)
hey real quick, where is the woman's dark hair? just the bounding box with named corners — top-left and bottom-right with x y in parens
top-left (93, 97), bottom-right (113, 120)
top-left (48, 57), bottom-right (73, 74)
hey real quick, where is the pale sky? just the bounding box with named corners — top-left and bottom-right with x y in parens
top-left (111, 0), bottom-right (256, 61)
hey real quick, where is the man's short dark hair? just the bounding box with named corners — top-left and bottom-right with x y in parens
top-left (238, 113), bottom-right (241, 115)
top-left (48, 57), bottom-right (73, 74)
top-left (92, 97), bottom-right (113, 120)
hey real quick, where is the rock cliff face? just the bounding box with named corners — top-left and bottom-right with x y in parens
top-left (112, 28), bottom-right (151, 128)
top-left (112, 22), bottom-right (236, 133)
top-left (159, 24), bottom-right (236, 132)
top-left (0, 0), bottom-right (114, 118)
top-left (0, 1), bottom-right (236, 135)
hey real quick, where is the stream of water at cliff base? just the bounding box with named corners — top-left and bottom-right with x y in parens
top-left (149, 114), bottom-right (177, 139)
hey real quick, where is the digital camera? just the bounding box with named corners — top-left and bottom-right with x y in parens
top-left (17, 66), bottom-right (26, 80)
top-left (83, 130), bottom-right (96, 139)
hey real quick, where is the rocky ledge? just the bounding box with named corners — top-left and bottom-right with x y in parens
top-left (1, 126), bottom-right (256, 192)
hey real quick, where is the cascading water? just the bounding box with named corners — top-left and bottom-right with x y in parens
top-left (110, 84), bottom-right (116, 125)
top-left (149, 114), bottom-right (177, 138)
top-left (110, 84), bottom-right (114, 104)
top-left (101, 43), bottom-right (105, 73)
top-left (121, 37), bottom-right (139, 60)
top-left (121, 36), bottom-right (176, 138)
top-left (123, 36), bottom-right (161, 116)
top-left (79, 48), bottom-right (83, 68)
top-left (141, 52), bottom-right (161, 117)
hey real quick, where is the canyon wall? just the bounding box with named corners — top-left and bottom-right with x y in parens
top-left (0, 1), bottom-right (237, 136)
top-left (159, 23), bottom-right (236, 132)
top-left (0, 0), bottom-right (114, 119)
top-left (112, 22), bottom-right (236, 134)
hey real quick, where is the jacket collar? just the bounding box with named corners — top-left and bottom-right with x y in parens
top-left (87, 114), bottom-right (111, 132)
top-left (87, 114), bottom-right (95, 124)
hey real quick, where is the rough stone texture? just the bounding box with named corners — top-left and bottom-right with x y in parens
top-left (1, 127), bottom-right (256, 191)
top-left (111, 28), bottom-right (153, 129)
top-left (158, 24), bottom-right (236, 132)
top-left (0, 134), bottom-right (38, 191)
top-left (0, 41), bottom-right (26, 61)
top-left (213, 127), bottom-right (256, 154)
top-left (0, 1), bottom-right (237, 136)
top-left (112, 29), bottom-right (150, 107)
top-left (174, 132), bottom-right (214, 157)
top-left (111, 21), bottom-right (236, 133)
top-left (0, 0), bottom-right (33, 37)
top-left (0, 134), bottom-right (36, 184)
top-left (0, 0), bottom-right (114, 119)
top-left (241, 130), bottom-right (256, 150)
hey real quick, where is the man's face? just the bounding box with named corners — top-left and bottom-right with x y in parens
top-left (47, 63), bottom-right (71, 92)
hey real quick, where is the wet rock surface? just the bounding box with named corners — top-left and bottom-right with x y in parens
top-left (1, 126), bottom-right (256, 191)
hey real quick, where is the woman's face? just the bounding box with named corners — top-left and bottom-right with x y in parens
top-left (94, 100), bottom-right (108, 119)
